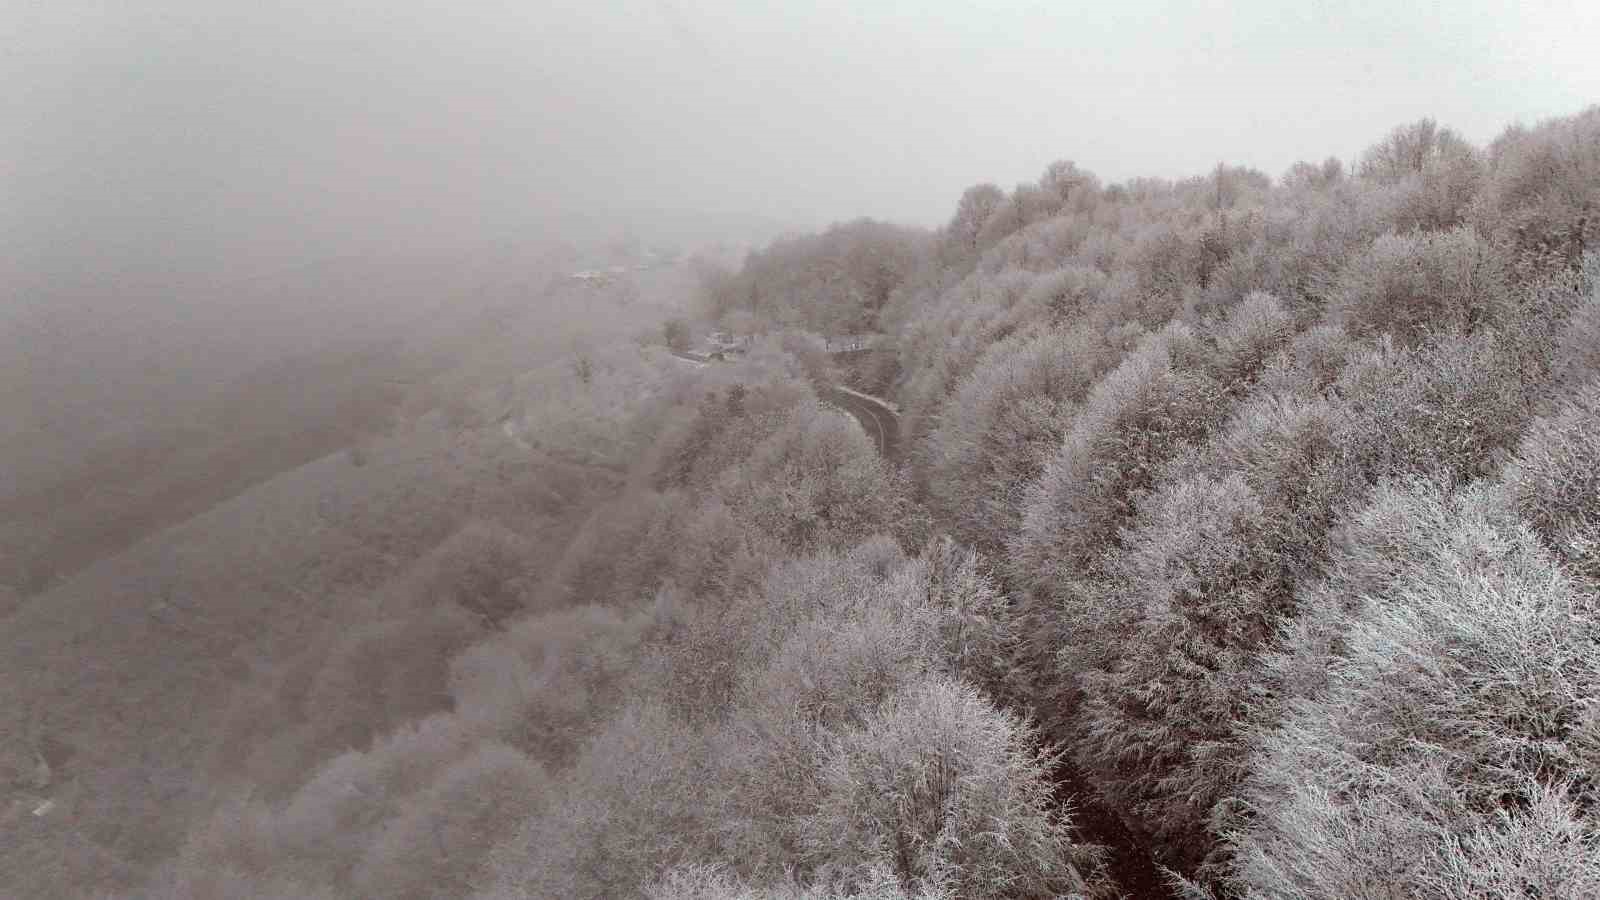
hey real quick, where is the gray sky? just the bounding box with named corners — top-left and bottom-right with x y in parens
top-left (4, 0), bottom-right (1597, 280)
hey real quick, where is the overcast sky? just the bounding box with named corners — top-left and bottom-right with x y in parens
top-left (5, 0), bottom-right (1597, 282)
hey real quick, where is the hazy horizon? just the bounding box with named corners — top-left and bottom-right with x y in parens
top-left (7, 1), bottom-right (1596, 283)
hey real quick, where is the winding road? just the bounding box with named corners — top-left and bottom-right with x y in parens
top-left (822, 386), bottom-right (899, 460)
top-left (668, 346), bottom-right (901, 460)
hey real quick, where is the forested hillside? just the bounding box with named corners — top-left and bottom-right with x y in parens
top-left (9, 106), bottom-right (1599, 899)
top-left (491, 106), bottom-right (1593, 898)
top-left (0, 257), bottom-right (691, 897)
top-left (752, 107), bottom-right (1594, 897)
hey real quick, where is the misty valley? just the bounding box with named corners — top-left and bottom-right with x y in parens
top-left (4, 3), bottom-right (1600, 898)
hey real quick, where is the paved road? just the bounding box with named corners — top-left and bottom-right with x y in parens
top-left (822, 387), bottom-right (899, 460)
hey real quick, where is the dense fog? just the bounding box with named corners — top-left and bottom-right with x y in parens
top-left (10, 2), bottom-right (1596, 273)
top-left (4, 2), bottom-right (1599, 898)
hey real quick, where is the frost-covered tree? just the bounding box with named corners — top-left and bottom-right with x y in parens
top-left (946, 183), bottom-right (1006, 258)
top-left (1499, 379), bottom-right (1600, 583)
top-left (1079, 473), bottom-right (1284, 865)
top-left (1222, 480), bottom-right (1600, 899)
top-left (925, 325), bottom-right (1112, 554)
top-left (803, 677), bottom-right (1100, 899)
top-left (1009, 323), bottom-right (1220, 723)
top-left (1327, 227), bottom-right (1509, 345)
top-left (1357, 117), bottom-right (1471, 184)
top-left (350, 744), bottom-right (549, 900)
top-left (478, 700), bottom-right (717, 900)
top-left (1327, 330), bottom-right (1533, 486)
top-left (1474, 105), bottom-right (1600, 264)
